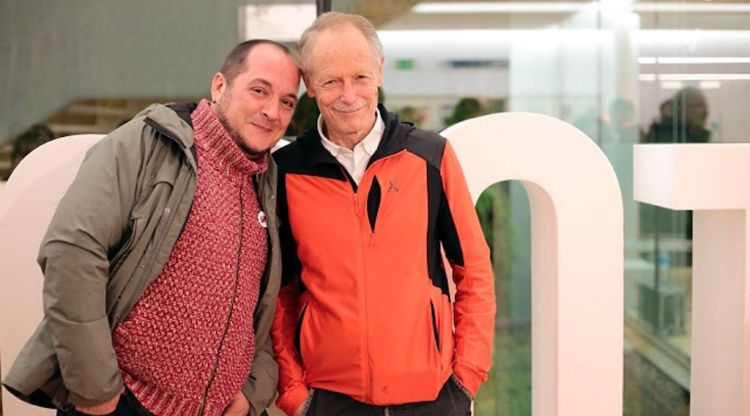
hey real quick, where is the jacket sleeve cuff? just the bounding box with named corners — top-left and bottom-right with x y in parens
top-left (48, 316), bottom-right (124, 407)
top-left (276, 383), bottom-right (309, 416)
top-left (242, 372), bottom-right (278, 416)
top-left (453, 362), bottom-right (485, 398)
top-left (65, 379), bottom-right (123, 408)
top-left (242, 342), bottom-right (279, 415)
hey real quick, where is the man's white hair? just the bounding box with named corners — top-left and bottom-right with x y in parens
top-left (298, 11), bottom-right (384, 75)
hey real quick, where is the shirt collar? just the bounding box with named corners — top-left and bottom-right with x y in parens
top-left (318, 108), bottom-right (384, 156)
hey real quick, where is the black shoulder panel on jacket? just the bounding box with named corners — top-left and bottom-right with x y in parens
top-left (405, 129), bottom-right (446, 170)
top-left (166, 102), bottom-right (198, 128)
top-left (273, 142), bottom-right (304, 290)
top-left (273, 132), bottom-right (348, 182)
top-left (426, 162), bottom-right (451, 295)
top-left (271, 140), bottom-right (302, 169)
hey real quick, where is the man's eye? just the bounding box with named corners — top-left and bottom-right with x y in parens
top-left (252, 87), bottom-right (267, 95)
top-left (282, 99), bottom-right (296, 109)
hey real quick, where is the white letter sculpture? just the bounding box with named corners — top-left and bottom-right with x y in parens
top-left (443, 113), bottom-right (623, 416)
top-left (635, 143), bottom-right (750, 416)
top-left (2, 115), bottom-right (625, 416)
top-left (0, 134), bottom-right (104, 416)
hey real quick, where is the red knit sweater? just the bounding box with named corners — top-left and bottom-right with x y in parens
top-left (112, 100), bottom-right (268, 416)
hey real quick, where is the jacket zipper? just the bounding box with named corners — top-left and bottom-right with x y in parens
top-left (197, 183), bottom-right (245, 415)
top-left (327, 151), bottom-right (403, 400)
top-left (337, 164), bottom-right (374, 399)
top-left (337, 154), bottom-right (400, 400)
top-left (110, 219), bottom-right (139, 277)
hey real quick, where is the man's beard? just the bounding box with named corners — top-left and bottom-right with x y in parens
top-left (215, 103), bottom-right (266, 156)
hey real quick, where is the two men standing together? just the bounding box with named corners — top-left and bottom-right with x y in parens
top-left (3, 12), bottom-right (495, 416)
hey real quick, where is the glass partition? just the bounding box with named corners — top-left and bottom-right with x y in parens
top-left (330, 1), bottom-right (750, 414)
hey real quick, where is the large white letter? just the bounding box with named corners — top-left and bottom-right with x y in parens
top-left (443, 113), bottom-right (623, 416)
top-left (0, 135), bottom-right (103, 416)
top-left (634, 143), bottom-right (750, 416)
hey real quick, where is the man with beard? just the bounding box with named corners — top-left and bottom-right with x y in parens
top-left (4, 40), bottom-right (300, 416)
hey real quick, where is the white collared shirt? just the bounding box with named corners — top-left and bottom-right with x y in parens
top-left (318, 109), bottom-right (385, 185)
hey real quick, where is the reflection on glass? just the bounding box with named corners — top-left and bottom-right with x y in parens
top-left (475, 183), bottom-right (531, 416)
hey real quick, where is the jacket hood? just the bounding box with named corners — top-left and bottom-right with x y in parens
top-left (137, 102), bottom-right (198, 150)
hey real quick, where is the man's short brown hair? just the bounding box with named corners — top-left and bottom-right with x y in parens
top-left (220, 39), bottom-right (295, 84)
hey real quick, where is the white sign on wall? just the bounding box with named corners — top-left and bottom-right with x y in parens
top-left (0, 135), bottom-right (104, 416)
top-left (443, 113), bottom-right (623, 416)
top-left (635, 144), bottom-right (750, 416)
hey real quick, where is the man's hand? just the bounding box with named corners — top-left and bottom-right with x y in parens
top-left (223, 391), bottom-right (251, 416)
top-left (75, 388), bottom-right (123, 415)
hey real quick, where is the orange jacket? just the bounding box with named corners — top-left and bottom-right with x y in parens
top-left (271, 107), bottom-right (495, 416)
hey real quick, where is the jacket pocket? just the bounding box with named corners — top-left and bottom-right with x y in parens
top-left (295, 303), bottom-right (309, 364)
top-left (430, 300), bottom-right (441, 353)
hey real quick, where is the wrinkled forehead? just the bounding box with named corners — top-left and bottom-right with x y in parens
top-left (307, 26), bottom-right (380, 72)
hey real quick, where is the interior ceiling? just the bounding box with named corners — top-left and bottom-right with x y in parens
top-left (347, 0), bottom-right (750, 31)
top-left (340, 0), bottom-right (423, 27)
top-left (342, 0), bottom-right (750, 68)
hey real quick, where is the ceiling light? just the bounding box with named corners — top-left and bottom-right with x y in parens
top-left (411, 2), bottom-right (588, 14)
top-left (633, 3), bottom-right (750, 13)
top-left (640, 73), bottom-right (750, 82)
top-left (660, 81), bottom-right (683, 89)
top-left (659, 73), bottom-right (750, 81)
top-left (699, 81), bottom-right (722, 89)
top-left (412, 2), bottom-right (750, 14)
top-left (640, 57), bottom-right (750, 64)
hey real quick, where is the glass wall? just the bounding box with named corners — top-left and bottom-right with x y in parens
top-left (0, 0), bottom-right (317, 179)
top-left (330, 1), bottom-right (750, 414)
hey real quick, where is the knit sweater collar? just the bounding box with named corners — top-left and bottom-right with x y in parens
top-left (191, 99), bottom-right (269, 176)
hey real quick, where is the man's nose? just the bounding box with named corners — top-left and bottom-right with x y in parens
top-left (340, 81), bottom-right (357, 104)
top-left (262, 100), bottom-right (280, 121)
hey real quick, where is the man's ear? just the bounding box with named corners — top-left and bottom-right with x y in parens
top-left (376, 56), bottom-right (384, 86)
top-left (210, 72), bottom-right (227, 102)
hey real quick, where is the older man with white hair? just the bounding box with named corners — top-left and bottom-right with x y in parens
top-left (271, 12), bottom-right (496, 416)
